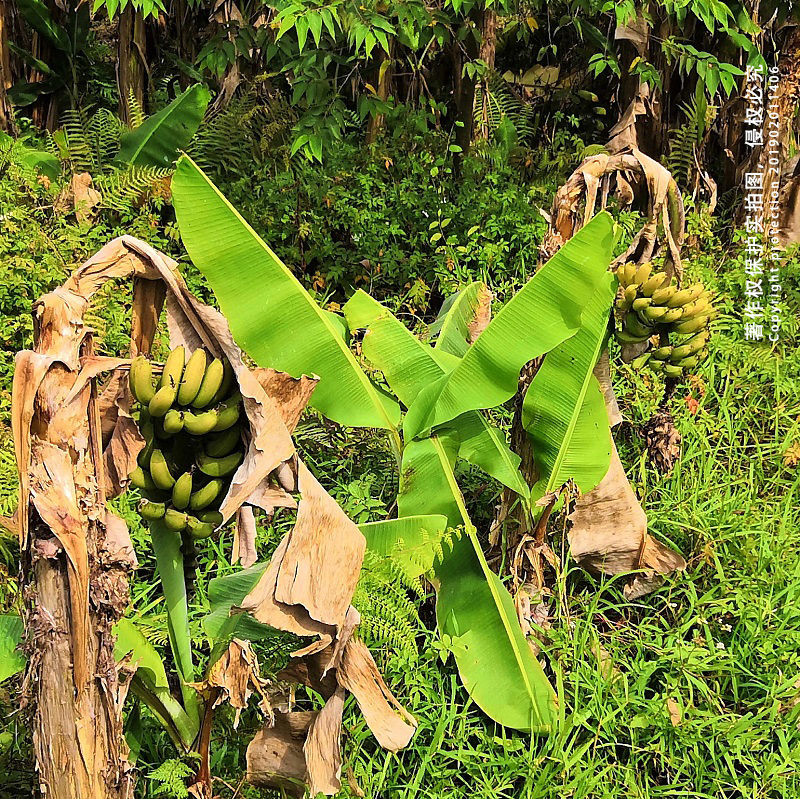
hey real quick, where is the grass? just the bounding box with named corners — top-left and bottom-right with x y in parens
top-left (1, 174), bottom-right (798, 798)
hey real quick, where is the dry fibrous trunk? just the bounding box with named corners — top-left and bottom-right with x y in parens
top-left (118, 5), bottom-right (147, 122)
top-left (0, 0), bottom-right (15, 134)
top-left (473, 8), bottom-right (496, 141)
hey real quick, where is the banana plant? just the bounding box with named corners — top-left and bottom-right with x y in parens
top-left (171, 154), bottom-right (617, 732)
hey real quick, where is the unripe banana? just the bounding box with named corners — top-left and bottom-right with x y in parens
top-left (129, 356), bottom-right (156, 405)
top-left (178, 349), bottom-right (207, 406)
top-left (616, 329), bottom-right (649, 344)
top-left (625, 314), bottom-right (655, 338)
top-left (212, 403), bottom-right (241, 432)
top-left (205, 426), bottom-right (242, 457)
top-left (172, 471), bottom-right (193, 510)
top-left (696, 347), bottom-right (710, 361)
top-left (129, 466), bottom-right (156, 492)
top-left (666, 289), bottom-right (696, 308)
top-left (677, 354), bottom-right (700, 370)
top-left (183, 409), bottom-right (219, 436)
top-left (163, 409), bottom-right (185, 435)
top-left (682, 330), bottom-right (710, 354)
top-left (682, 283), bottom-right (706, 303)
top-left (191, 358), bottom-right (225, 409)
top-left (640, 272), bottom-right (669, 297)
top-left (139, 407), bottom-right (151, 427)
top-left (663, 363), bottom-right (684, 379)
top-left (679, 297), bottom-right (712, 320)
top-left (634, 262), bottom-right (652, 285)
top-left (648, 359), bottom-right (665, 374)
top-left (149, 384), bottom-right (177, 418)
top-left (632, 297), bottom-right (652, 312)
top-left (641, 305), bottom-right (669, 322)
top-left (651, 285), bottom-right (677, 306)
top-left (621, 262), bottom-right (638, 287)
top-left (198, 510), bottom-right (224, 526)
top-left (197, 450), bottom-right (244, 478)
top-left (669, 343), bottom-right (695, 362)
top-left (164, 508), bottom-right (189, 533)
top-left (650, 346), bottom-right (673, 361)
top-left (671, 316), bottom-right (710, 335)
top-left (159, 346), bottom-right (186, 390)
top-left (209, 361), bottom-right (235, 407)
top-left (138, 436), bottom-right (155, 469)
top-left (189, 478), bottom-right (225, 511)
top-left (661, 308), bottom-right (684, 324)
top-left (149, 449), bottom-right (176, 490)
top-left (138, 499), bottom-right (166, 521)
top-left (186, 516), bottom-right (216, 540)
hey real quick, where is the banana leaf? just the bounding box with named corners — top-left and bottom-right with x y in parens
top-left (431, 282), bottom-right (486, 357)
top-left (114, 617), bottom-right (199, 749)
top-left (117, 85), bottom-right (211, 168)
top-left (0, 614), bottom-right (26, 682)
top-left (149, 520), bottom-right (200, 726)
top-left (522, 274), bottom-right (616, 500)
top-left (398, 433), bottom-right (557, 732)
top-left (344, 290), bottom-right (528, 496)
top-left (359, 515), bottom-right (449, 577)
top-left (403, 212), bottom-right (615, 439)
top-left (172, 156), bottom-right (401, 432)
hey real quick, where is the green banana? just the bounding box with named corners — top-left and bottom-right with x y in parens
top-left (651, 285), bottom-right (677, 306)
top-left (209, 361), bottom-right (235, 407)
top-left (679, 297), bottom-right (712, 320)
top-left (189, 478), bottom-right (225, 511)
top-left (197, 450), bottom-right (244, 478)
top-left (662, 363), bottom-right (684, 379)
top-left (660, 308), bottom-right (684, 324)
top-left (640, 272), bottom-right (669, 297)
top-left (669, 343), bottom-right (695, 362)
top-left (696, 347), bottom-right (710, 361)
top-left (671, 316), bottom-right (710, 335)
top-left (172, 471), bottom-right (193, 510)
top-left (620, 262), bottom-right (638, 287)
top-left (650, 346), bottom-right (673, 361)
top-left (665, 288), bottom-right (695, 308)
top-left (632, 297), bottom-right (652, 312)
top-left (137, 436), bottom-right (155, 469)
top-left (149, 449), bottom-right (176, 490)
top-left (212, 402), bottom-right (241, 433)
top-left (648, 359), bottom-right (665, 374)
top-left (159, 346), bottom-right (186, 390)
top-left (178, 349), bottom-right (207, 406)
top-left (138, 499), bottom-right (166, 521)
top-left (633, 262), bottom-right (652, 285)
top-left (625, 314), bottom-right (654, 338)
top-left (164, 508), bottom-right (189, 533)
top-left (148, 384), bottom-right (177, 418)
top-left (129, 466), bottom-right (156, 492)
top-left (186, 515), bottom-right (216, 540)
top-left (129, 356), bottom-right (156, 405)
top-left (191, 358), bottom-right (225, 409)
top-left (205, 426), bottom-right (241, 457)
top-left (163, 409), bottom-right (185, 435)
top-left (672, 331), bottom-right (709, 359)
top-left (616, 329), bottom-right (649, 344)
top-left (183, 409), bottom-right (219, 436)
top-left (640, 305), bottom-right (669, 322)
top-left (198, 510), bottom-right (224, 526)
top-left (676, 354), bottom-right (700, 370)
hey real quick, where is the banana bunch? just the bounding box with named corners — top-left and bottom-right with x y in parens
top-left (615, 262), bottom-right (715, 380)
top-left (128, 347), bottom-right (245, 539)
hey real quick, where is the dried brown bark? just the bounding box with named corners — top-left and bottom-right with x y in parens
top-left (473, 8), bottom-right (496, 141)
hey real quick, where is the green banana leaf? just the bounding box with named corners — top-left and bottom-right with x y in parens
top-left (0, 614), bottom-right (26, 682)
top-left (149, 520), bottom-right (200, 726)
top-left (403, 212), bottom-right (615, 439)
top-left (16, 0), bottom-right (70, 51)
top-left (432, 282), bottom-right (487, 357)
top-left (172, 156), bottom-right (401, 432)
top-left (359, 515), bottom-right (449, 577)
top-left (344, 290), bottom-right (528, 496)
top-left (522, 274), bottom-right (616, 500)
top-left (398, 433), bottom-right (557, 732)
top-left (117, 85), bottom-right (211, 168)
top-left (114, 617), bottom-right (199, 749)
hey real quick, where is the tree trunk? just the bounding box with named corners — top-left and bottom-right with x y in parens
top-left (452, 10), bottom-right (482, 158)
top-left (0, 0), bottom-right (16, 134)
top-left (473, 8), bottom-right (496, 141)
top-left (117, 6), bottom-right (147, 123)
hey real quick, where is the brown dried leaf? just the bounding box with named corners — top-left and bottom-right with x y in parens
top-left (467, 285), bottom-right (493, 344)
top-left (247, 712), bottom-right (314, 795)
top-left (568, 441), bottom-right (686, 596)
top-left (666, 697), bottom-right (681, 727)
top-left (233, 505), bottom-right (259, 569)
top-left (304, 688), bottom-right (345, 796)
top-left (337, 639), bottom-right (416, 751)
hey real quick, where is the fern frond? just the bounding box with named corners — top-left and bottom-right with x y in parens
top-left (127, 90), bottom-right (146, 130)
top-left (96, 164), bottom-right (172, 212)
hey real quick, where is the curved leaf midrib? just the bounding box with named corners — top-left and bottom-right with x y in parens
top-left (429, 435), bottom-right (539, 721)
